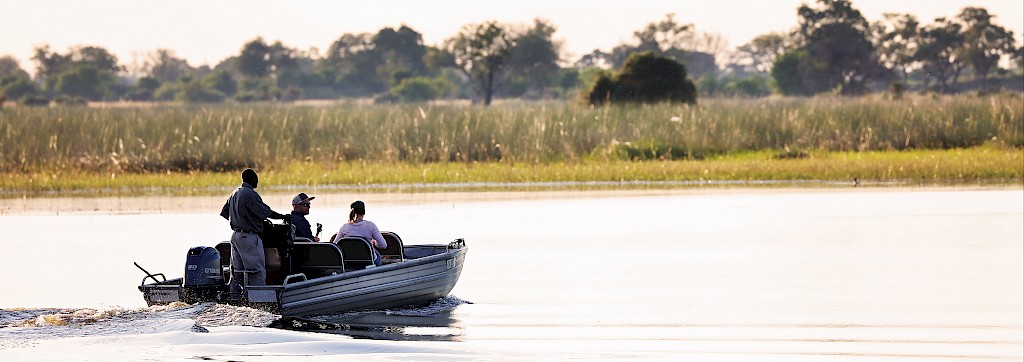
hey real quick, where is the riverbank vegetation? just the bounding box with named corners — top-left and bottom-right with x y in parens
top-left (1, 147), bottom-right (1019, 197)
top-left (0, 95), bottom-right (1020, 196)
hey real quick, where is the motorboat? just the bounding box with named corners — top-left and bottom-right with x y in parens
top-left (136, 221), bottom-right (467, 316)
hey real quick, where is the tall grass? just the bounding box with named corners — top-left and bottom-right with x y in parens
top-left (1, 148), bottom-right (1019, 196)
top-left (0, 94), bottom-right (1021, 174)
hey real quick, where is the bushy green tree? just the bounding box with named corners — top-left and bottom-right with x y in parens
top-left (549, 68), bottom-right (581, 98)
top-left (53, 64), bottom-right (115, 101)
top-left (237, 38), bottom-right (272, 78)
top-left (0, 56), bottom-right (30, 80)
top-left (0, 77), bottom-right (40, 100)
top-left (126, 76), bottom-right (160, 101)
top-left (726, 76), bottom-right (771, 97)
top-left (443, 21), bottom-right (517, 106)
top-left (232, 37), bottom-right (303, 101)
top-left (202, 70), bottom-right (237, 97)
top-left (586, 52), bottom-right (696, 105)
top-left (390, 76), bottom-right (455, 102)
top-left (32, 45), bottom-right (122, 99)
top-left (176, 76), bottom-right (226, 103)
top-left (771, 49), bottom-right (814, 95)
top-left (731, 33), bottom-right (791, 74)
top-left (0, 56), bottom-right (38, 100)
top-left (915, 17), bottom-right (965, 92)
top-left (697, 74), bottom-right (720, 96)
top-left (143, 49), bottom-right (194, 83)
top-left (790, 0), bottom-right (880, 95)
top-left (316, 26), bottom-right (431, 98)
top-left (321, 33), bottom-right (377, 95)
top-left (153, 82), bottom-right (180, 101)
top-left (234, 77), bottom-right (278, 102)
top-left (373, 26), bottom-right (429, 86)
top-left (872, 13), bottom-right (919, 84)
top-left (268, 41), bottom-right (301, 92)
top-left (506, 19), bottom-right (562, 98)
top-left (958, 7), bottom-right (1017, 90)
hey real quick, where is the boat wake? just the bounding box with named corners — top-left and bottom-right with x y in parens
top-left (1, 303), bottom-right (199, 349)
top-left (1, 301), bottom-right (474, 360)
top-left (1, 296), bottom-right (469, 348)
top-left (0, 302), bottom-right (284, 348)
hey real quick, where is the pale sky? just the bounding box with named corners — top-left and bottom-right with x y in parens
top-left (2, 0), bottom-right (1021, 73)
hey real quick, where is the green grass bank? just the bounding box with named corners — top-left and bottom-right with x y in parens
top-left (1, 147), bottom-right (1019, 197)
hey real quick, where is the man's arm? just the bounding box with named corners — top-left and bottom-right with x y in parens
top-left (248, 192), bottom-right (291, 221)
top-left (270, 211), bottom-right (293, 222)
top-left (220, 199), bottom-right (230, 220)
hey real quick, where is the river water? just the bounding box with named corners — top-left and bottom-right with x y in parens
top-left (0, 188), bottom-right (1021, 361)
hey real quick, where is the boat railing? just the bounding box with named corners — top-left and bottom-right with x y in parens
top-left (283, 273), bottom-right (307, 286)
top-left (134, 262), bottom-right (168, 286)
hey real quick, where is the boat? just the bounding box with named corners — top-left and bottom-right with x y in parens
top-left (136, 221), bottom-right (468, 316)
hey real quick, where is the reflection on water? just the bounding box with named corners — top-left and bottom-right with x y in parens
top-left (269, 296), bottom-right (469, 341)
top-left (271, 311), bottom-right (461, 341)
top-left (0, 189), bottom-right (1021, 360)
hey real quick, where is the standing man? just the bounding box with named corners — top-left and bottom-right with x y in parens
top-left (220, 168), bottom-right (292, 297)
top-left (290, 192), bottom-right (319, 241)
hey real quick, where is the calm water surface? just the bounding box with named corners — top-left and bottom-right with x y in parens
top-left (1, 188), bottom-right (1021, 360)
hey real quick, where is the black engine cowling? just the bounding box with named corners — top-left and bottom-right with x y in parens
top-left (184, 246), bottom-right (223, 287)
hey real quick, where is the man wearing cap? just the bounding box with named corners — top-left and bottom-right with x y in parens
top-left (220, 168), bottom-right (292, 296)
top-left (291, 193), bottom-right (319, 242)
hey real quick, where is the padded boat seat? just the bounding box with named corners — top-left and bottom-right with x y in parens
top-left (291, 242), bottom-right (345, 278)
top-left (215, 241), bottom-right (286, 284)
top-left (334, 236), bottom-right (376, 270)
top-left (380, 231), bottom-right (405, 262)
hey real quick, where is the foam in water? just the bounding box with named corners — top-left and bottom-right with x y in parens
top-left (0, 298), bottom-right (476, 361)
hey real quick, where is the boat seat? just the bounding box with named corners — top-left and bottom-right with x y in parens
top-left (291, 242), bottom-right (345, 278)
top-left (215, 242), bottom-right (232, 280)
top-left (334, 236), bottom-right (376, 270)
top-left (380, 231), bottom-right (405, 262)
top-left (259, 220), bottom-right (294, 249)
top-left (215, 241), bottom-right (287, 284)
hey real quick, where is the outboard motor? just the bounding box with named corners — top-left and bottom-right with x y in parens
top-left (185, 246), bottom-right (223, 286)
top-left (183, 246), bottom-right (224, 303)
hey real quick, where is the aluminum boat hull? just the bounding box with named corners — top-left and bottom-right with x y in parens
top-left (138, 239), bottom-right (467, 316)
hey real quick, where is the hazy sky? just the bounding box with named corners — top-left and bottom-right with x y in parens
top-left (2, 0), bottom-right (1021, 72)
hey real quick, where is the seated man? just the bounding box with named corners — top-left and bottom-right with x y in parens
top-left (290, 193), bottom-right (319, 241)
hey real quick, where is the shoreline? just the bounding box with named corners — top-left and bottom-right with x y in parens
top-left (2, 185), bottom-right (1019, 216)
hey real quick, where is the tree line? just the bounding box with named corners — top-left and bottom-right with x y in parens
top-left (722, 0), bottom-right (1020, 97)
top-left (0, 0), bottom-right (1020, 107)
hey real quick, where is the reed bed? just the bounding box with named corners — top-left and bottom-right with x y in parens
top-left (0, 94), bottom-right (1020, 195)
top-left (1, 95), bottom-right (1021, 172)
top-left (1, 148), bottom-right (1019, 196)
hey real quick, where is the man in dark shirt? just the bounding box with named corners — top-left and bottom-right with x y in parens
top-left (220, 168), bottom-right (291, 296)
top-left (290, 192), bottom-right (319, 241)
